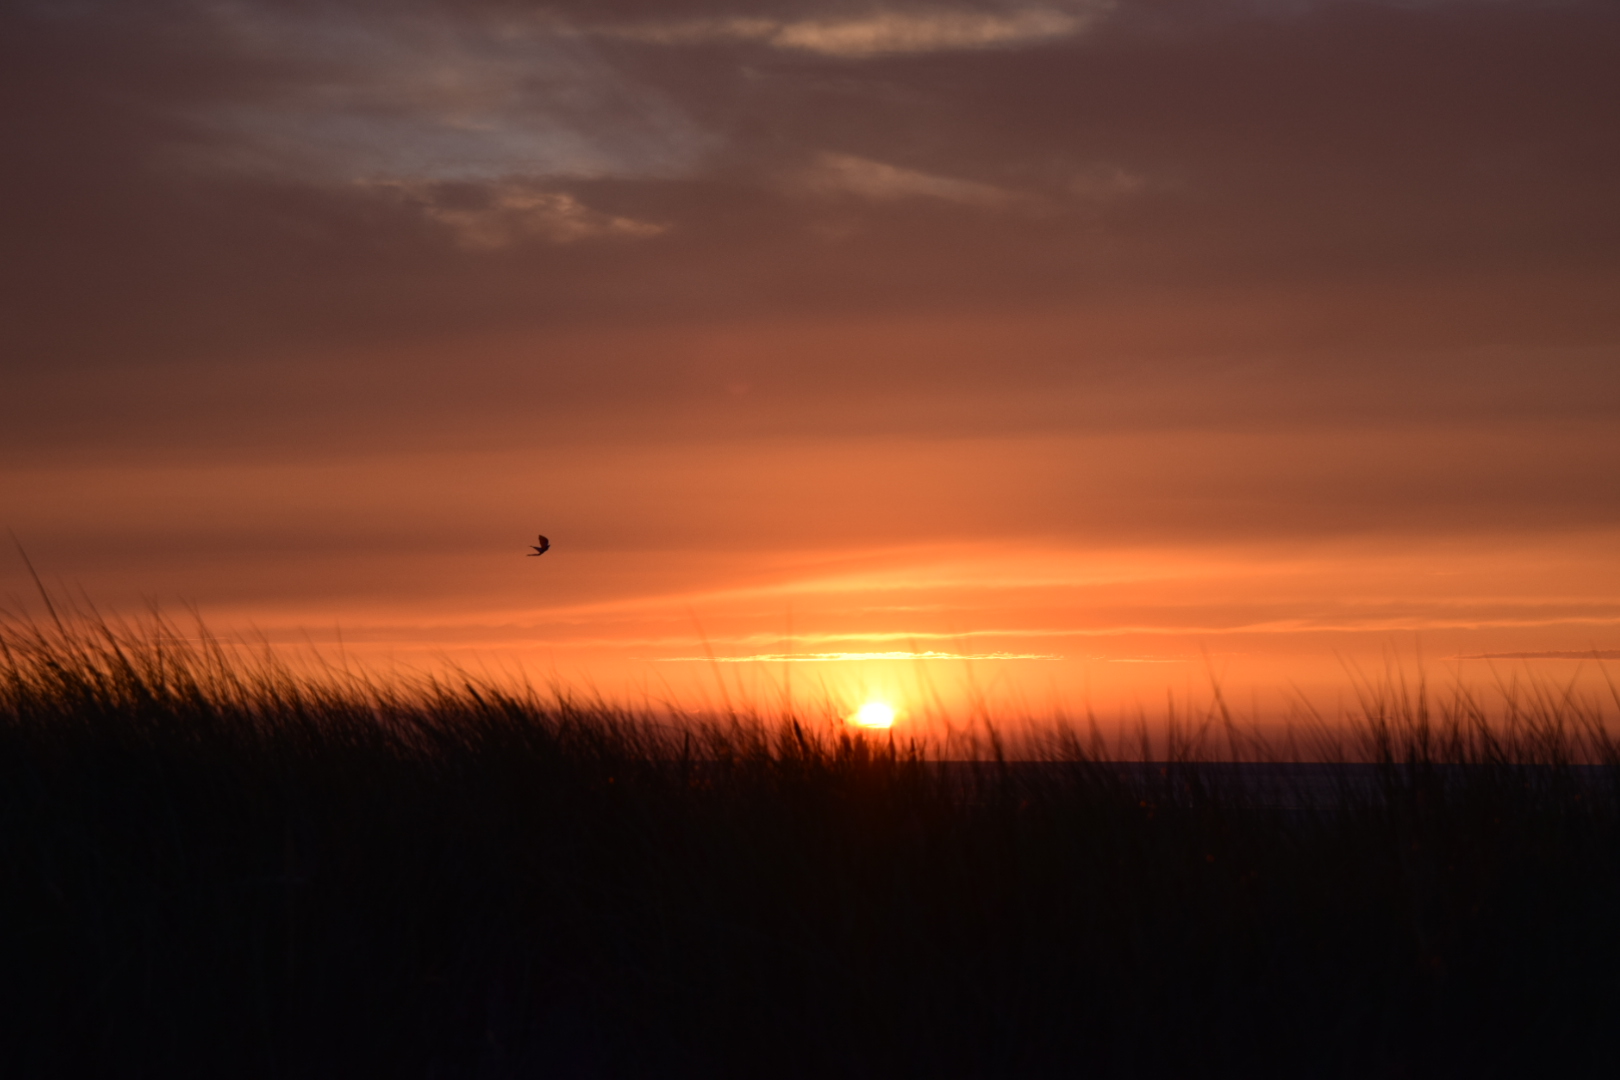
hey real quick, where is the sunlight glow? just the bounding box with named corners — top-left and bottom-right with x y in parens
top-left (658, 651), bottom-right (1060, 662)
top-left (850, 701), bottom-right (896, 729)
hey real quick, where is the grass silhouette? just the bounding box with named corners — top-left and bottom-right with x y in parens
top-left (3, 609), bottom-right (1618, 1077)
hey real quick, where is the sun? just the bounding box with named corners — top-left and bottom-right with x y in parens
top-left (849, 701), bottom-right (896, 729)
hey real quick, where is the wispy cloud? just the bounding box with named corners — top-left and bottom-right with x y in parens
top-left (800, 153), bottom-right (1017, 205)
top-left (657, 651), bottom-right (1062, 662)
top-left (376, 181), bottom-right (665, 248)
top-left (795, 155), bottom-right (1146, 210)
top-left (599, 5), bottom-right (1107, 58)
top-left (195, 3), bottom-right (710, 185)
top-left (775, 8), bottom-right (1090, 56)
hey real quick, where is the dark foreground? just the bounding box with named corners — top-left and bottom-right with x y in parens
top-left (3, 621), bottom-right (1619, 1077)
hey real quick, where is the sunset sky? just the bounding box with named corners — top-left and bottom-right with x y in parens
top-left (4, 0), bottom-right (1618, 723)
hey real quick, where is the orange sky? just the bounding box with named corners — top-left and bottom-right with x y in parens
top-left (3, 0), bottom-right (1618, 732)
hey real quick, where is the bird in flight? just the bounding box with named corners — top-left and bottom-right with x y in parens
top-left (527, 534), bottom-right (551, 557)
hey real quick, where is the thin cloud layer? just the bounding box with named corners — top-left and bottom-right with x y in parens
top-left (601, 5), bottom-right (1105, 57)
top-left (799, 153), bottom-right (1018, 205)
top-left (377, 180), bottom-right (666, 248)
top-left (196, 1), bottom-right (712, 184)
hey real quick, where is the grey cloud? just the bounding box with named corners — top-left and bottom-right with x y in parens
top-left (192, 2), bottom-right (714, 184)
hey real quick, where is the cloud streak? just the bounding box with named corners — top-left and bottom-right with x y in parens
top-left (799, 152), bottom-right (1018, 205)
top-left (376, 180), bottom-right (666, 247)
top-left (599, 4), bottom-right (1107, 57)
top-left (657, 651), bottom-right (1063, 661)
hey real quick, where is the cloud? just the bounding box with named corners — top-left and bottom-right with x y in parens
top-left (600, 17), bottom-right (782, 47)
top-left (772, 7), bottom-right (1096, 57)
top-left (793, 154), bottom-right (1142, 210)
top-left (800, 152), bottom-right (1017, 205)
top-left (193, 2), bottom-right (711, 184)
top-left (376, 180), bottom-right (666, 248)
top-left (600, 4), bottom-right (1106, 57)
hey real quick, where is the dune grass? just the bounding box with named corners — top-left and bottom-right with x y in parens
top-left (2, 610), bottom-right (1618, 1077)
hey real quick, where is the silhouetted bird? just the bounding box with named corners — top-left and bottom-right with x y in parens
top-left (527, 535), bottom-right (551, 557)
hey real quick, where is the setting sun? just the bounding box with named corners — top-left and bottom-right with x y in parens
top-left (850, 702), bottom-right (896, 729)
